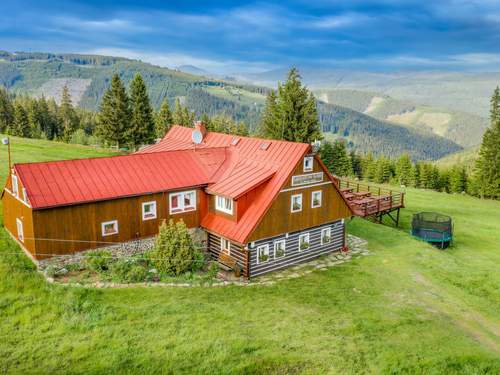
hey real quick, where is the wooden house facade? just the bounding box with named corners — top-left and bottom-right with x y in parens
top-left (2, 124), bottom-right (353, 277)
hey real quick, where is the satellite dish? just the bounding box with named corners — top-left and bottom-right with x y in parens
top-left (2, 138), bottom-right (9, 145)
top-left (192, 129), bottom-right (203, 144)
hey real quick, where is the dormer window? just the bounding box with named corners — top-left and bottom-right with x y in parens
top-left (216, 195), bottom-right (233, 215)
top-left (303, 156), bottom-right (313, 172)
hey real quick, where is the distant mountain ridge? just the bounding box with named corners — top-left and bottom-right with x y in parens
top-left (0, 50), bottom-right (463, 160)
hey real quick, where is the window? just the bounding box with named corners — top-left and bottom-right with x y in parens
top-left (16, 218), bottom-right (24, 242)
top-left (321, 228), bottom-right (331, 245)
top-left (142, 201), bottom-right (157, 220)
top-left (22, 188), bottom-right (27, 203)
top-left (221, 238), bottom-right (231, 255)
top-left (291, 172), bottom-right (323, 186)
top-left (257, 244), bottom-right (269, 264)
top-left (12, 175), bottom-right (18, 196)
top-left (291, 194), bottom-right (302, 212)
top-left (311, 190), bottom-right (322, 208)
top-left (169, 190), bottom-right (196, 214)
top-left (101, 220), bottom-right (118, 236)
top-left (216, 195), bottom-right (233, 215)
top-left (303, 156), bottom-right (313, 172)
top-left (274, 240), bottom-right (286, 259)
top-left (299, 233), bottom-right (310, 251)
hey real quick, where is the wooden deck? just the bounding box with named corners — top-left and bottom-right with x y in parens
top-left (337, 179), bottom-right (405, 226)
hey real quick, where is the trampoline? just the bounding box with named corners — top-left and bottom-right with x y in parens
top-left (411, 212), bottom-right (453, 249)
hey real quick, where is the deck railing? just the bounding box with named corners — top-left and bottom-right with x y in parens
top-left (337, 178), bottom-right (405, 217)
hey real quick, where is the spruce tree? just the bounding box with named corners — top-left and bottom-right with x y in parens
top-left (11, 103), bottom-right (30, 137)
top-left (155, 99), bottom-right (173, 138)
top-left (59, 85), bottom-right (78, 142)
top-left (449, 166), bottom-right (467, 193)
top-left (374, 156), bottom-right (391, 183)
top-left (473, 87), bottom-right (500, 199)
top-left (350, 150), bottom-right (362, 179)
top-left (259, 68), bottom-right (322, 143)
top-left (362, 153), bottom-right (376, 181)
top-left (126, 74), bottom-right (155, 149)
top-left (331, 139), bottom-right (352, 176)
top-left (395, 154), bottom-right (413, 186)
top-left (96, 74), bottom-right (131, 148)
top-left (319, 141), bottom-right (335, 172)
top-left (172, 98), bottom-right (194, 126)
top-left (0, 87), bottom-right (14, 133)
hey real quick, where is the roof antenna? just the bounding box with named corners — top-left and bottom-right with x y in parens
top-left (2, 137), bottom-right (11, 172)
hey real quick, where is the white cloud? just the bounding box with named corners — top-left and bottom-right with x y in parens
top-left (311, 13), bottom-right (372, 29)
top-left (52, 16), bottom-right (153, 33)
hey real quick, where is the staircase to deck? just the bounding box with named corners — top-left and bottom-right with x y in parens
top-left (337, 178), bottom-right (405, 226)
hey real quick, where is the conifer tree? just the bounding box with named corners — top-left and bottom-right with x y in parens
top-left (319, 141), bottom-right (335, 172)
top-left (362, 153), bottom-right (376, 181)
top-left (59, 85), bottom-right (78, 142)
top-left (0, 87), bottom-right (14, 133)
top-left (472, 86), bottom-right (500, 199)
top-left (126, 74), bottom-right (155, 149)
top-left (155, 99), bottom-right (173, 138)
top-left (331, 139), bottom-right (352, 176)
top-left (96, 74), bottom-right (131, 148)
top-left (11, 103), bottom-right (30, 137)
top-left (449, 166), bottom-right (468, 193)
top-left (374, 156), bottom-right (391, 183)
top-left (350, 150), bottom-right (363, 179)
top-left (395, 154), bottom-right (413, 186)
top-left (172, 98), bottom-right (194, 126)
top-left (259, 68), bottom-right (322, 143)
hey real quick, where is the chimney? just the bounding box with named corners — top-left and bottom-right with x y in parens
top-left (194, 121), bottom-right (207, 137)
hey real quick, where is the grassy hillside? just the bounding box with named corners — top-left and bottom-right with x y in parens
top-left (315, 88), bottom-right (489, 148)
top-left (319, 103), bottom-right (462, 160)
top-left (248, 68), bottom-right (500, 118)
top-left (436, 145), bottom-right (480, 170)
top-left (0, 140), bottom-right (499, 373)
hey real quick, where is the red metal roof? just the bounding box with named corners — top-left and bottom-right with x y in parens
top-left (140, 126), bottom-right (310, 244)
top-left (14, 148), bottom-right (227, 209)
top-left (14, 125), bottom-right (313, 244)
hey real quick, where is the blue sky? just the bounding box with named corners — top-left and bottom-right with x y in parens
top-left (2, 0), bottom-right (500, 73)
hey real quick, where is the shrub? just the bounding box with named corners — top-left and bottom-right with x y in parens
top-left (147, 219), bottom-right (197, 276)
top-left (109, 258), bottom-right (150, 283)
top-left (191, 250), bottom-right (206, 272)
top-left (85, 250), bottom-right (113, 272)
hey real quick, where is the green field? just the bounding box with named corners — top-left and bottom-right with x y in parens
top-left (0, 138), bottom-right (499, 374)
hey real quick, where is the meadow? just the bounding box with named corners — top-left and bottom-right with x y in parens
top-left (0, 137), bottom-right (498, 374)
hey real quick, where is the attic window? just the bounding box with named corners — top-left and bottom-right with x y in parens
top-left (231, 137), bottom-right (240, 146)
top-left (303, 156), bottom-right (313, 172)
top-left (260, 142), bottom-right (270, 150)
top-left (11, 175), bottom-right (18, 196)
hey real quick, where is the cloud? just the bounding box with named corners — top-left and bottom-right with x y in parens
top-left (310, 13), bottom-right (372, 29)
top-left (52, 16), bottom-right (153, 33)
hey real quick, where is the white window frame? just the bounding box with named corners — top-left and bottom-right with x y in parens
top-left (101, 220), bottom-right (119, 236)
top-left (221, 238), bottom-right (231, 255)
top-left (299, 233), bottom-right (310, 251)
top-left (22, 188), bottom-right (28, 204)
top-left (311, 190), bottom-right (322, 208)
top-left (12, 175), bottom-right (18, 196)
top-left (215, 195), bottom-right (233, 215)
top-left (142, 201), bottom-right (157, 221)
top-left (16, 218), bottom-right (24, 242)
top-left (257, 244), bottom-right (270, 264)
top-left (169, 190), bottom-right (196, 214)
top-left (303, 156), bottom-right (313, 172)
top-left (274, 240), bottom-right (286, 259)
top-left (291, 193), bottom-right (303, 213)
top-left (321, 227), bottom-right (332, 245)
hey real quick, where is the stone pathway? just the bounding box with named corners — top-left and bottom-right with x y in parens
top-left (49, 235), bottom-right (369, 288)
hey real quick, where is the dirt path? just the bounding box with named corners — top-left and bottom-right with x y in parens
top-left (412, 272), bottom-right (500, 355)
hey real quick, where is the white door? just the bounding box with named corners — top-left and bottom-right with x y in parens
top-left (16, 218), bottom-right (24, 242)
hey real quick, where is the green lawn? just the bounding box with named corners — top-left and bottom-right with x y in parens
top-left (0, 138), bottom-right (499, 374)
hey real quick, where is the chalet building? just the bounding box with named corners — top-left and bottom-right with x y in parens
top-left (2, 124), bottom-right (353, 278)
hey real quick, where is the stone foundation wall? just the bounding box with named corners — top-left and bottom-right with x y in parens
top-left (38, 227), bottom-right (208, 271)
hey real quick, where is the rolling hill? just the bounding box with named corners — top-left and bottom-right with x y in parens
top-left (0, 50), bottom-right (463, 160)
top-left (314, 88), bottom-right (489, 148)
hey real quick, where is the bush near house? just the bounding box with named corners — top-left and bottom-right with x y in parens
top-left (147, 219), bottom-right (203, 276)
